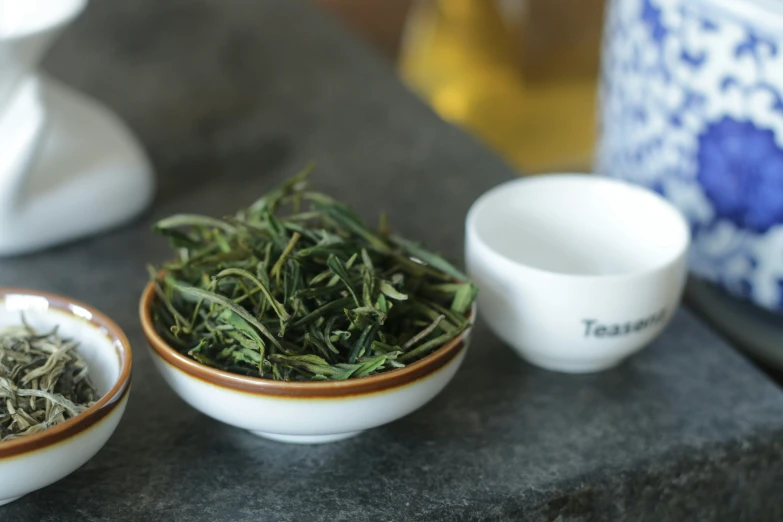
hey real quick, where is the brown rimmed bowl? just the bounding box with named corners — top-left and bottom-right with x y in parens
top-left (0, 288), bottom-right (132, 506)
top-left (140, 282), bottom-right (473, 444)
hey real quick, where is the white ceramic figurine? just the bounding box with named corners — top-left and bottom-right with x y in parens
top-left (0, 0), bottom-right (153, 256)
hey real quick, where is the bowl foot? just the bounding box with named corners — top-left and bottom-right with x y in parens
top-left (250, 431), bottom-right (363, 444)
top-left (521, 352), bottom-right (623, 374)
top-left (0, 496), bottom-right (23, 507)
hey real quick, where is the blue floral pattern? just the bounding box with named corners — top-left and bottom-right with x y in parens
top-left (641, 0), bottom-right (668, 43)
top-left (696, 118), bottom-right (783, 234)
top-left (598, 0), bottom-right (783, 312)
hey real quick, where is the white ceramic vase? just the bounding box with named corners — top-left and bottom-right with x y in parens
top-left (0, 0), bottom-right (153, 256)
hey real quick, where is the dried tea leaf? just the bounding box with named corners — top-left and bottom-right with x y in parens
top-left (0, 323), bottom-right (98, 442)
top-left (149, 166), bottom-right (477, 381)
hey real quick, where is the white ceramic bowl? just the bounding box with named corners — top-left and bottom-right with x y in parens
top-left (140, 283), bottom-right (473, 444)
top-left (466, 174), bottom-right (690, 373)
top-left (0, 288), bottom-right (132, 506)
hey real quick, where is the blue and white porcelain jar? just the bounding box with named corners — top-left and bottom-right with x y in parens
top-left (598, 0), bottom-right (783, 313)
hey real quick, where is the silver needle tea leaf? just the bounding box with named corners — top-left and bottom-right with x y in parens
top-left (0, 323), bottom-right (98, 442)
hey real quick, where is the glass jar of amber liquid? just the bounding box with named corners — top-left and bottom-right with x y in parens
top-left (399, 0), bottom-right (604, 173)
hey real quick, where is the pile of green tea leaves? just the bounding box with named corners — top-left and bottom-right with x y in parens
top-left (149, 167), bottom-right (477, 381)
top-left (0, 323), bottom-right (97, 442)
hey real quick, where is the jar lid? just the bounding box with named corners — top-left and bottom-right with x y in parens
top-left (693, 0), bottom-right (783, 31)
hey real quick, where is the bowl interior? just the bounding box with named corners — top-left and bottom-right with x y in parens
top-left (0, 292), bottom-right (124, 397)
top-left (141, 282), bottom-right (474, 397)
top-left (468, 174), bottom-right (690, 277)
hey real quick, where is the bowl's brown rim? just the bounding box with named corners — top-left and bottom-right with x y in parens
top-left (0, 288), bottom-right (133, 459)
top-left (140, 281), bottom-right (473, 398)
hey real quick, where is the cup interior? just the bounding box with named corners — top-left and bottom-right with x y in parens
top-left (0, 293), bottom-right (122, 395)
top-left (468, 174), bottom-right (690, 277)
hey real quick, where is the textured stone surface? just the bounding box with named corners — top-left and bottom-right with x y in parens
top-left (1, 0), bottom-right (782, 520)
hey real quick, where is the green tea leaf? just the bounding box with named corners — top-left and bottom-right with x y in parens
top-left (171, 282), bottom-right (282, 350)
top-left (379, 281), bottom-right (408, 301)
top-left (149, 166), bottom-right (477, 381)
top-left (326, 255), bottom-right (361, 307)
top-left (215, 268), bottom-right (290, 323)
top-left (390, 234), bottom-right (469, 282)
top-left (353, 355), bottom-right (389, 378)
top-left (154, 214), bottom-right (237, 233)
top-left (450, 283), bottom-right (478, 314)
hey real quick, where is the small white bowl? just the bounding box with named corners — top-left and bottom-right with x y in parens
top-left (140, 283), bottom-right (473, 444)
top-left (466, 174), bottom-right (689, 373)
top-left (0, 289), bottom-right (132, 506)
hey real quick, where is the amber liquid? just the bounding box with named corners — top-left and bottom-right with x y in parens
top-left (399, 0), bottom-right (599, 173)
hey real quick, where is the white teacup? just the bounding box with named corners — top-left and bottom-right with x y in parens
top-left (466, 174), bottom-right (690, 373)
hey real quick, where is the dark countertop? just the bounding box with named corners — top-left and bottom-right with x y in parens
top-left (3, 0), bottom-right (783, 520)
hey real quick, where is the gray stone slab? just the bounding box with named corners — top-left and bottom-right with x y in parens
top-left (1, 0), bottom-right (782, 520)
